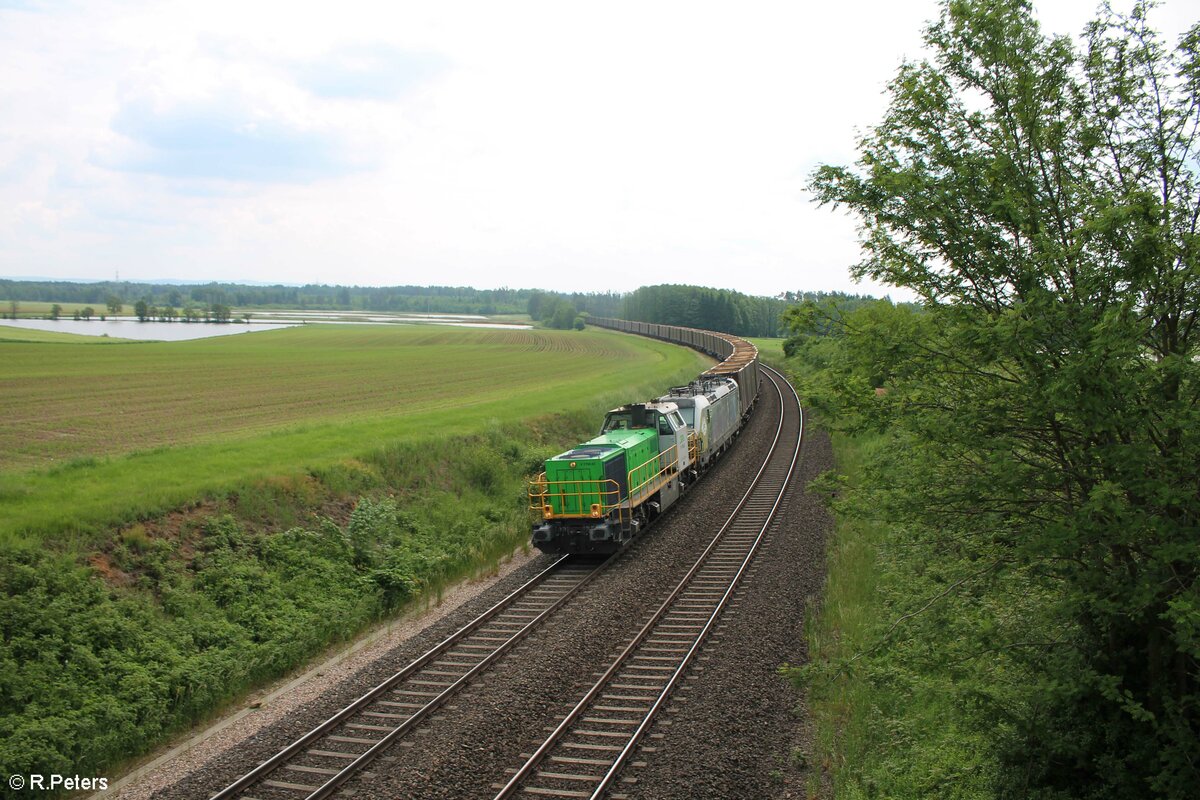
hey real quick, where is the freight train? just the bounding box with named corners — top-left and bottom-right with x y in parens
top-left (528, 319), bottom-right (759, 554)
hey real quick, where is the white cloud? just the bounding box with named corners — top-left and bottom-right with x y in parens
top-left (293, 45), bottom-right (450, 100)
top-left (103, 92), bottom-right (364, 183)
top-left (1, 0), bottom-right (1195, 300)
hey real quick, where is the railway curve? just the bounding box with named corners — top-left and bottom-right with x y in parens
top-left (492, 365), bottom-right (801, 800)
top-left (138, 319), bottom-right (821, 800)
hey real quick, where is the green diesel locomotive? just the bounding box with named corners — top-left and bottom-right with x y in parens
top-left (529, 321), bottom-right (758, 554)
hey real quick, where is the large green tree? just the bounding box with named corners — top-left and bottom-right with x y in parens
top-left (806, 1), bottom-right (1199, 796)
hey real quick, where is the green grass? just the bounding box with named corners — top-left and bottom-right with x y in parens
top-left (0, 325), bottom-right (673, 469)
top-left (795, 429), bottom-right (996, 799)
top-left (0, 319), bottom-right (713, 787)
top-left (747, 336), bottom-right (786, 365)
top-left (0, 417), bottom-right (586, 786)
top-left (0, 324), bottom-right (133, 344)
top-left (0, 300), bottom-right (120, 319)
top-left (0, 325), bottom-right (708, 546)
top-left (798, 430), bottom-right (885, 793)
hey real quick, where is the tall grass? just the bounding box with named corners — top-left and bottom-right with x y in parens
top-left (795, 430), bottom-right (995, 799)
top-left (798, 431), bottom-right (886, 794)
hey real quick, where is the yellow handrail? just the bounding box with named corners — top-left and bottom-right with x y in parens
top-left (528, 473), bottom-right (623, 520)
top-left (628, 444), bottom-right (678, 505)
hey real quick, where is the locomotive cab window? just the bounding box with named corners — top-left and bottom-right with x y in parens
top-left (657, 414), bottom-right (674, 435)
top-left (602, 412), bottom-right (632, 432)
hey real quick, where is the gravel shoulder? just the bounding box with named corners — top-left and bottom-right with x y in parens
top-left (99, 549), bottom-right (544, 800)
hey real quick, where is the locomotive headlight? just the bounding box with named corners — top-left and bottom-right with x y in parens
top-left (590, 504), bottom-right (602, 517)
top-left (543, 505), bottom-right (553, 518)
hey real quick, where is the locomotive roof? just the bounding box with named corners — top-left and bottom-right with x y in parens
top-left (549, 428), bottom-right (656, 461)
top-left (606, 401), bottom-right (680, 414)
top-left (660, 377), bottom-right (737, 404)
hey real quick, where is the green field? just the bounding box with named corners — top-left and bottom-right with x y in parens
top-left (0, 300), bottom-right (121, 319)
top-left (747, 336), bottom-right (786, 364)
top-left (0, 325), bottom-right (708, 545)
top-left (0, 323), bottom-right (133, 344)
top-left (0, 321), bottom-right (711, 783)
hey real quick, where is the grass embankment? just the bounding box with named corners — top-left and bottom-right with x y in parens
top-left (793, 430), bottom-right (995, 799)
top-left (0, 324), bottom-right (709, 789)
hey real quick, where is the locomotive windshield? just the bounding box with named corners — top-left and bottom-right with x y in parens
top-left (602, 412), bottom-right (634, 432)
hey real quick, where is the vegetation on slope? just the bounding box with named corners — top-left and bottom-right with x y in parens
top-left (790, 2), bottom-right (1200, 797)
top-left (0, 325), bottom-right (707, 787)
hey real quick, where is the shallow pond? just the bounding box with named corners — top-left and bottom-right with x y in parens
top-left (0, 315), bottom-right (532, 341)
top-left (0, 318), bottom-right (298, 341)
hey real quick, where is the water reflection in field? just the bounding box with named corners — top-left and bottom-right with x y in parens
top-left (1, 312), bottom-right (532, 341)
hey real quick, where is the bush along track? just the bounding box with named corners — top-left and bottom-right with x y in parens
top-left (0, 410), bottom-right (626, 791)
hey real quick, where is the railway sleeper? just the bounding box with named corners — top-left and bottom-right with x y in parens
top-left (559, 741), bottom-right (623, 752)
top-left (518, 787), bottom-right (590, 798)
top-left (592, 704), bottom-right (649, 712)
top-left (325, 734), bottom-right (377, 745)
top-left (262, 779), bottom-right (319, 792)
top-left (420, 668), bottom-right (470, 678)
top-left (431, 658), bottom-right (478, 668)
top-left (534, 771), bottom-right (603, 782)
top-left (307, 749), bottom-right (358, 760)
top-left (571, 729), bottom-right (634, 738)
top-left (282, 764), bottom-right (339, 776)
top-left (549, 755), bottom-right (612, 766)
top-left (362, 710), bottom-right (409, 720)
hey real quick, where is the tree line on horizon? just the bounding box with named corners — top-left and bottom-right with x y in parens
top-left (0, 280), bottom-right (627, 318)
top-left (620, 284), bottom-right (881, 338)
top-left (2, 278), bottom-right (890, 338)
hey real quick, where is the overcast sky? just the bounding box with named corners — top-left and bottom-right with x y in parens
top-left (1, 1), bottom-right (1194, 299)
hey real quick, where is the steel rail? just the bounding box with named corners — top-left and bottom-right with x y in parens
top-left (493, 365), bottom-right (801, 799)
top-left (211, 554), bottom-right (602, 800)
top-left (589, 366), bottom-right (801, 798)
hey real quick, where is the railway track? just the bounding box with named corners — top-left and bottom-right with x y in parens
top-left (206, 366), bottom-right (800, 800)
top-left (210, 555), bottom-right (605, 800)
top-left (492, 365), bottom-right (802, 800)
